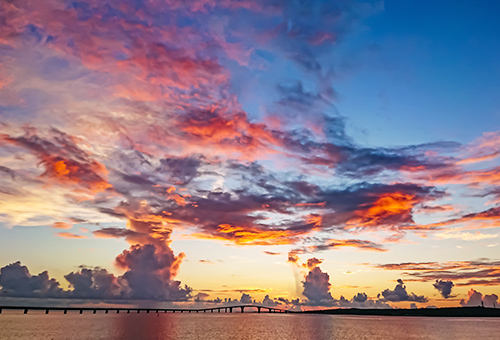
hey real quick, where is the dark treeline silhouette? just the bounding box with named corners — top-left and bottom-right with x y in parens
top-left (305, 306), bottom-right (500, 317)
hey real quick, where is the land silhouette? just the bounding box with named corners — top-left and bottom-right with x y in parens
top-left (1, 305), bottom-right (499, 317)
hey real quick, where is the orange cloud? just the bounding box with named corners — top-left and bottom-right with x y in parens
top-left (346, 192), bottom-right (418, 228)
top-left (41, 156), bottom-right (112, 193)
top-left (51, 222), bottom-right (73, 229)
top-left (192, 223), bottom-right (307, 245)
top-left (56, 232), bottom-right (87, 239)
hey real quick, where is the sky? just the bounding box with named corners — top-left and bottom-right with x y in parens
top-left (0, 0), bottom-right (499, 310)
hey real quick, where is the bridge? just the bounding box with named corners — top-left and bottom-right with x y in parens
top-left (0, 304), bottom-right (293, 315)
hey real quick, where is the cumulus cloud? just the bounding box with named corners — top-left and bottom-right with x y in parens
top-left (302, 266), bottom-right (334, 304)
top-left (194, 292), bottom-right (210, 301)
top-left (378, 279), bottom-right (427, 303)
top-left (240, 293), bottom-right (252, 304)
top-left (304, 258), bottom-right (322, 270)
top-left (460, 289), bottom-right (498, 307)
top-left (261, 294), bottom-right (278, 306)
top-left (0, 262), bottom-right (63, 298)
top-left (0, 256), bottom-right (191, 301)
top-left (433, 279), bottom-right (454, 298)
top-left (115, 244), bottom-right (190, 301)
top-left (65, 267), bottom-right (121, 299)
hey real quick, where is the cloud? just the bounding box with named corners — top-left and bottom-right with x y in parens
top-left (261, 294), bottom-right (278, 306)
top-left (302, 266), bottom-right (334, 305)
top-left (194, 292), bottom-right (210, 301)
top-left (0, 262), bottom-right (63, 298)
top-left (434, 231), bottom-right (498, 241)
top-left (378, 279), bottom-right (427, 303)
top-left (0, 0), bottom-right (499, 309)
top-left (460, 289), bottom-right (498, 307)
top-left (263, 251), bottom-right (281, 256)
top-left (199, 259), bottom-right (215, 264)
top-left (51, 222), bottom-right (73, 229)
top-left (240, 293), bottom-right (252, 304)
top-left (115, 244), bottom-right (190, 301)
top-left (432, 280), bottom-right (454, 299)
top-left (65, 267), bottom-right (122, 299)
top-left (2, 128), bottom-right (111, 193)
top-left (307, 239), bottom-right (387, 252)
top-left (56, 232), bottom-right (87, 239)
top-left (304, 258), bottom-right (322, 270)
top-left (0, 258), bottom-right (191, 302)
top-left (373, 259), bottom-right (500, 287)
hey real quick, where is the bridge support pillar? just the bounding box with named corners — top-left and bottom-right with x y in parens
top-left (229, 307), bottom-right (232, 313)
top-left (211, 309), bottom-right (213, 313)
top-left (127, 310), bottom-right (130, 314)
top-left (156, 310), bottom-right (159, 314)
top-left (80, 310), bottom-right (83, 314)
top-left (257, 307), bottom-right (261, 313)
top-left (240, 307), bottom-right (244, 313)
top-left (268, 308), bottom-right (271, 313)
top-left (117, 310), bottom-right (120, 314)
top-left (24, 309), bottom-right (28, 314)
top-left (45, 309), bottom-right (49, 314)
top-left (105, 310), bottom-right (108, 314)
top-left (64, 309), bottom-right (67, 314)
top-left (147, 310), bottom-right (150, 314)
top-left (218, 308), bottom-right (220, 313)
top-left (93, 310), bottom-right (96, 314)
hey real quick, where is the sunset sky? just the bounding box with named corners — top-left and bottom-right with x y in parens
top-left (0, 0), bottom-right (499, 310)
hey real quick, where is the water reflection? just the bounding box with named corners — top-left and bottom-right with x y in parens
top-left (0, 312), bottom-right (499, 340)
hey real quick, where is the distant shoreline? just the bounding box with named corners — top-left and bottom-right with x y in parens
top-left (303, 306), bottom-right (500, 317)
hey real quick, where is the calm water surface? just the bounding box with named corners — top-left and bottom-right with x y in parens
top-left (0, 311), bottom-right (499, 339)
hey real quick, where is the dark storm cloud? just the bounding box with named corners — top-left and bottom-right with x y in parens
top-left (261, 294), bottom-right (278, 306)
top-left (302, 266), bottom-right (334, 304)
top-left (352, 292), bottom-right (368, 303)
top-left (433, 279), bottom-right (454, 299)
top-left (64, 267), bottom-right (122, 299)
top-left (0, 254), bottom-right (191, 301)
top-left (0, 262), bottom-right (63, 298)
top-left (378, 279), bottom-right (427, 303)
top-left (240, 293), bottom-right (253, 304)
top-left (115, 244), bottom-right (191, 301)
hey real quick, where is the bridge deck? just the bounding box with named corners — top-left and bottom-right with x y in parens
top-left (0, 304), bottom-right (293, 315)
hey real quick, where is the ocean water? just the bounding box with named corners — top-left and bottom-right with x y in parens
top-left (0, 311), bottom-right (499, 340)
